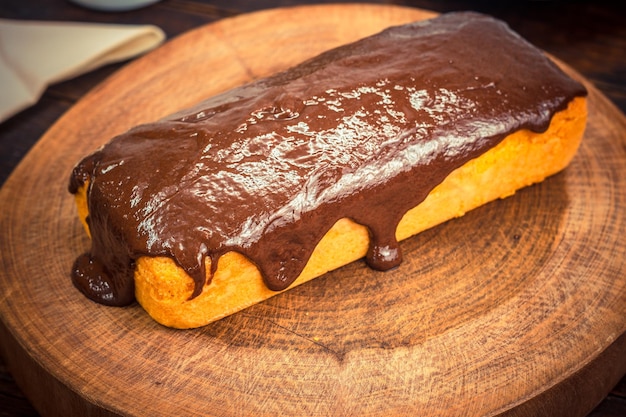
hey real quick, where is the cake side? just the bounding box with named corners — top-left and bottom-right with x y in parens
top-left (74, 96), bottom-right (586, 328)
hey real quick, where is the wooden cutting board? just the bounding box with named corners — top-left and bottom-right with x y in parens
top-left (1, 4), bottom-right (625, 417)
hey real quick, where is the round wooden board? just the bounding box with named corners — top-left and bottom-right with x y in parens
top-left (1, 4), bottom-right (625, 417)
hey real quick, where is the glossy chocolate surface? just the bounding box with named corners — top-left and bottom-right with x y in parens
top-left (69, 12), bottom-right (586, 306)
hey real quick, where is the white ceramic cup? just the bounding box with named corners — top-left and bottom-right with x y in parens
top-left (68, 0), bottom-right (162, 12)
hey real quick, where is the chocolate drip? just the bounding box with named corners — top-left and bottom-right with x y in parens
top-left (69, 12), bottom-right (586, 306)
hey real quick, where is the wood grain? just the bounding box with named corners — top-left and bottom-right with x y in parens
top-left (0, 4), bottom-right (625, 417)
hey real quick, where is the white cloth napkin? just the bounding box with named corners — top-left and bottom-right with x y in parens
top-left (0, 18), bottom-right (165, 123)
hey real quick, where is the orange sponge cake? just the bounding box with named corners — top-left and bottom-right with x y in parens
top-left (69, 12), bottom-right (587, 328)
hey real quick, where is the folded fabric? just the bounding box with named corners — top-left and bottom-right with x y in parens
top-left (0, 19), bottom-right (166, 123)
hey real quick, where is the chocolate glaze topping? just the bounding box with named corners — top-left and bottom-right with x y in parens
top-left (69, 12), bottom-right (586, 306)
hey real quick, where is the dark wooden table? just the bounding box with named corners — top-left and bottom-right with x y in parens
top-left (1, 1), bottom-right (625, 416)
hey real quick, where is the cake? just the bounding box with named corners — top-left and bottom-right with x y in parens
top-left (68, 11), bottom-right (587, 328)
